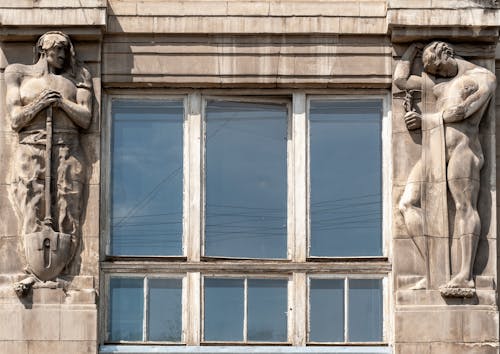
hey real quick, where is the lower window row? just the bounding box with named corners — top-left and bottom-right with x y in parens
top-left (106, 276), bottom-right (384, 344)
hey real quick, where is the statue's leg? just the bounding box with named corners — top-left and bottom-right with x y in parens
top-left (399, 159), bottom-right (423, 237)
top-left (398, 159), bottom-right (427, 289)
top-left (446, 147), bottom-right (482, 289)
top-left (55, 144), bottom-right (84, 261)
top-left (11, 144), bottom-right (45, 235)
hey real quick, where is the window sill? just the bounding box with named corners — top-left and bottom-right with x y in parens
top-left (100, 345), bottom-right (391, 354)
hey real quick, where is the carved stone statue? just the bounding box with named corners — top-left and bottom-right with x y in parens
top-left (394, 41), bottom-right (496, 297)
top-left (5, 31), bottom-right (92, 295)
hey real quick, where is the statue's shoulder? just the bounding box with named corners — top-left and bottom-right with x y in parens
top-left (4, 63), bottom-right (33, 78)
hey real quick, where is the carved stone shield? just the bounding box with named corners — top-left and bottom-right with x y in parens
top-left (25, 229), bottom-right (72, 281)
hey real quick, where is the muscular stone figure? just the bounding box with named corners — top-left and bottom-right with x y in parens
top-left (395, 41), bottom-right (496, 294)
top-left (5, 31), bottom-right (92, 288)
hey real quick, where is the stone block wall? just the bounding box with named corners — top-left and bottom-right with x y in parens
top-left (0, 1), bottom-right (499, 353)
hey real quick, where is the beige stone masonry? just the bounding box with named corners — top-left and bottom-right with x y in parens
top-left (109, 0), bottom-right (386, 17)
top-left (102, 35), bottom-right (392, 88)
top-left (108, 0), bottom-right (387, 35)
top-left (0, 8), bottom-right (106, 27)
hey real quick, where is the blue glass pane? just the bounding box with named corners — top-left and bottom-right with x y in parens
top-left (309, 279), bottom-right (344, 342)
top-left (247, 279), bottom-right (287, 342)
top-left (205, 101), bottom-right (287, 258)
top-left (349, 279), bottom-right (383, 342)
top-left (148, 278), bottom-right (182, 341)
top-left (204, 278), bottom-right (244, 341)
top-left (109, 277), bottom-right (143, 341)
top-left (310, 100), bottom-right (382, 256)
top-left (111, 100), bottom-right (183, 256)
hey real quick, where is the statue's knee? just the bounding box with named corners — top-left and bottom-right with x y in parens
top-left (455, 202), bottom-right (472, 216)
top-left (399, 198), bottom-right (410, 214)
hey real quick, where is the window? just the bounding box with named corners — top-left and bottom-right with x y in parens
top-left (204, 101), bottom-right (288, 258)
top-left (101, 92), bottom-right (390, 353)
top-left (309, 277), bottom-right (383, 343)
top-left (309, 100), bottom-right (382, 257)
top-left (108, 276), bottom-right (183, 343)
top-left (110, 100), bottom-right (184, 256)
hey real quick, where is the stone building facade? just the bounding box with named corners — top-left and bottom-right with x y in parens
top-left (0, 1), bottom-right (500, 353)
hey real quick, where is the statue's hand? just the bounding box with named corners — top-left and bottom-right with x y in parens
top-left (35, 89), bottom-right (62, 110)
top-left (404, 111), bottom-right (422, 130)
top-left (443, 105), bottom-right (466, 122)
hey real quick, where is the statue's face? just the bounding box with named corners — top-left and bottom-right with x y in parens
top-left (423, 55), bottom-right (458, 78)
top-left (45, 43), bottom-right (66, 70)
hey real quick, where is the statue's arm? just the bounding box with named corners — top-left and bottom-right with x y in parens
top-left (5, 65), bottom-right (60, 132)
top-left (394, 43), bottom-right (423, 91)
top-left (442, 71), bottom-right (496, 123)
top-left (56, 67), bottom-right (92, 130)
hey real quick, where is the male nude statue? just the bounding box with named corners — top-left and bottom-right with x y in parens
top-left (5, 31), bottom-right (92, 283)
top-left (395, 41), bottom-right (496, 292)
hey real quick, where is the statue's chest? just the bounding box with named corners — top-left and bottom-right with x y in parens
top-left (20, 74), bottom-right (77, 105)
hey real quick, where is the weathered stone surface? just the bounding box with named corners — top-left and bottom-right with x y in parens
top-left (0, 8), bottom-right (106, 27)
top-left (430, 342), bottom-right (499, 354)
top-left (108, 15), bottom-right (387, 35)
top-left (0, 307), bottom-right (24, 340)
top-left (0, 0), bottom-right (105, 8)
top-left (0, 341), bottom-right (28, 354)
top-left (102, 35), bottom-right (391, 87)
top-left (395, 308), bottom-right (463, 342)
top-left (5, 32), bottom-right (94, 286)
top-left (394, 41), bottom-right (496, 294)
top-left (78, 236), bottom-right (99, 277)
top-left (60, 309), bottom-right (97, 340)
top-left (23, 307), bottom-right (61, 340)
top-left (27, 340), bottom-right (97, 354)
top-left (81, 185), bottom-right (99, 238)
top-left (0, 185), bottom-right (18, 237)
top-left (80, 133), bottom-right (100, 185)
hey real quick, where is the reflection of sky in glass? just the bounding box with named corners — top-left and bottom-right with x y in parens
top-left (204, 278), bottom-right (244, 341)
top-left (205, 101), bottom-right (287, 258)
top-left (111, 100), bottom-right (183, 256)
top-left (309, 279), bottom-right (344, 342)
top-left (348, 279), bottom-right (382, 342)
top-left (109, 277), bottom-right (143, 341)
top-left (148, 278), bottom-right (182, 341)
top-left (310, 100), bottom-right (382, 256)
top-left (247, 279), bottom-right (287, 342)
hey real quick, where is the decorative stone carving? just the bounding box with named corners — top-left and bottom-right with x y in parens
top-left (4, 31), bottom-right (92, 295)
top-left (394, 41), bottom-right (496, 297)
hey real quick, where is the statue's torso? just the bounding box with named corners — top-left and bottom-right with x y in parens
top-left (431, 67), bottom-right (485, 159)
top-left (19, 71), bottom-right (78, 132)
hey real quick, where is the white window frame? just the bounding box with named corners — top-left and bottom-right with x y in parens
top-left (100, 90), bottom-right (393, 354)
top-left (200, 274), bottom-right (292, 344)
top-left (102, 273), bottom-right (187, 344)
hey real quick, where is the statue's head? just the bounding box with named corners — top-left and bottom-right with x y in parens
top-left (422, 41), bottom-right (458, 78)
top-left (35, 31), bottom-right (76, 75)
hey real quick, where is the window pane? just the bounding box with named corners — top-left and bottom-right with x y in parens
top-left (148, 278), bottom-right (182, 341)
top-left (204, 278), bottom-right (244, 341)
top-left (348, 279), bottom-right (383, 342)
top-left (111, 100), bottom-right (183, 256)
top-left (247, 279), bottom-right (287, 342)
top-left (309, 279), bottom-right (344, 342)
top-left (310, 100), bottom-right (382, 256)
top-left (109, 277), bottom-right (143, 341)
top-left (205, 101), bottom-right (288, 258)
